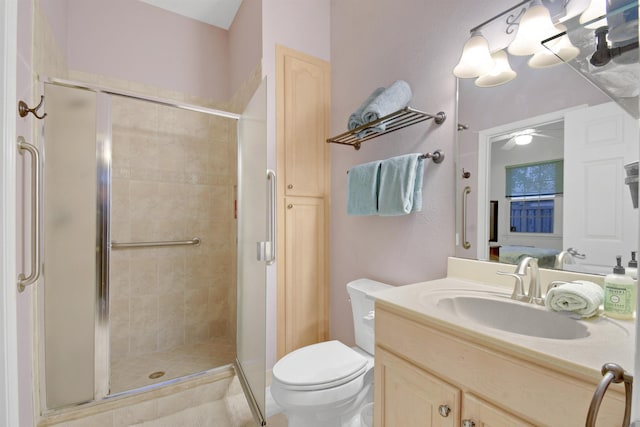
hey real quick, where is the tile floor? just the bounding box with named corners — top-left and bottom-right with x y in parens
top-left (110, 338), bottom-right (235, 393)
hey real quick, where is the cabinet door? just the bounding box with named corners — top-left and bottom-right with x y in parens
top-left (279, 46), bottom-right (330, 197)
top-left (375, 347), bottom-right (460, 427)
top-left (461, 393), bottom-right (534, 427)
top-left (284, 196), bottom-right (327, 352)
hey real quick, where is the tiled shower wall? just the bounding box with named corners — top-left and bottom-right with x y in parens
top-left (108, 96), bottom-right (238, 362)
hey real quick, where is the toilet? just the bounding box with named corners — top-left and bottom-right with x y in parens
top-left (270, 278), bottom-right (392, 427)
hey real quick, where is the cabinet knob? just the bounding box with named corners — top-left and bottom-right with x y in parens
top-left (438, 404), bottom-right (451, 417)
top-left (287, 184), bottom-right (294, 189)
top-left (287, 204), bottom-right (293, 209)
top-left (462, 420), bottom-right (476, 427)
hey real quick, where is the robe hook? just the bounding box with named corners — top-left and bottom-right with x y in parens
top-left (18, 95), bottom-right (47, 120)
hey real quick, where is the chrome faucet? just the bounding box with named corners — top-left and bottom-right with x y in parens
top-left (497, 256), bottom-right (543, 305)
top-left (554, 250), bottom-right (574, 269)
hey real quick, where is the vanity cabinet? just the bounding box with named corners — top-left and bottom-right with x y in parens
top-left (374, 304), bottom-right (626, 427)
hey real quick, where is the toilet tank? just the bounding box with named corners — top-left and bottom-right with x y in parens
top-left (347, 278), bottom-right (393, 355)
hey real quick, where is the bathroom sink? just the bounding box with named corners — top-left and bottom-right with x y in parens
top-left (435, 294), bottom-right (590, 340)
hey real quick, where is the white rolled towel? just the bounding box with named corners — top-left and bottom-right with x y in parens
top-left (544, 280), bottom-right (604, 318)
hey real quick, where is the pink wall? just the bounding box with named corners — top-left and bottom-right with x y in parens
top-left (229, 0), bottom-right (262, 96)
top-left (16, 0), bottom-right (35, 424)
top-left (329, 0), bottom-right (518, 346)
top-left (63, 0), bottom-right (231, 101)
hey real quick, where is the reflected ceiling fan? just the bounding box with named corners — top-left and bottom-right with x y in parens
top-left (496, 128), bottom-right (560, 150)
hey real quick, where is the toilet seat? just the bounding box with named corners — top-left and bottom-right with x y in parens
top-left (273, 340), bottom-right (367, 391)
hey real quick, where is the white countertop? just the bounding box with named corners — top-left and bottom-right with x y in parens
top-left (372, 258), bottom-right (635, 382)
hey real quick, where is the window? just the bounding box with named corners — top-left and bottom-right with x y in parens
top-left (506, 160), bottom-right (563, 234)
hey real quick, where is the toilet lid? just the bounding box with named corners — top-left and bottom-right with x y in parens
top-left (273, 340), bottom-right (368, 391)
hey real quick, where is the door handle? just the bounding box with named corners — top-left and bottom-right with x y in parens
top-left (258, 170), bottom-right (276, 265)
top-left (17, 136), bottom-right (42, 292)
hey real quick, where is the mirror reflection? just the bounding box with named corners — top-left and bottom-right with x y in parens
top-left (456, 53), bottom-right (639, 275)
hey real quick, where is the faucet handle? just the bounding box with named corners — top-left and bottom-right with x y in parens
top-left (497, 271), bottom-right (527, 301)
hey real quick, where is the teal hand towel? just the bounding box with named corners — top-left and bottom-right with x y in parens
top-left (347, 160), bottom-right (382, 216)
top-left (411, 158), bottom-right (425, 213)
top-left (378, 154), bottom-right (422, 216)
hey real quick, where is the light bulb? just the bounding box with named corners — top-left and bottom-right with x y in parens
top-left (453, 32), bottom-right (495, 78)
top-left (515, 134), bottom-right (533, 145)
top-left (475, 50), bottom-right (517, 87)
top-left (580, 0), bottom-right (607, 29)
top-left (508, 2), bottom-right (559, 56)
top-left (529, 25), bottom-right (580, 68)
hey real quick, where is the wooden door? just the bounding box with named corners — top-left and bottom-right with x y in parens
top-left (283, 197), bottom-right (327, 351)
top-left (279, 46), bottom-right (330, 197)
top-left (375, 347), bottom-right (460, 427)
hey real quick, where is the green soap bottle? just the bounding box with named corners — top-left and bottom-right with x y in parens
top-left (604, 255), bottom-right (636, 319)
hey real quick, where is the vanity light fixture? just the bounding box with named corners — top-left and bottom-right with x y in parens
top-left (475, 50), bottom-right (517, 87)
top-left (453, 0), bottom-right (584, 86)
top-left (453, 32), bottom-right (495, 78)
top-left (579, 0), bottom-right (607, 28)
top-left (508, 0), bottom-right (559, 56)
top-left (529, 24), bottom-right (580, 68)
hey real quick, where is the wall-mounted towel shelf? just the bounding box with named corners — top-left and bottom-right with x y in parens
top-left (327, 107), bottom-right (446, 150)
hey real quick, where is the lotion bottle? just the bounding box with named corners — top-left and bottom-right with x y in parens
top-left (626, 251), bottom-right (638, 280)
top-left (604, 255), bottom-right (636, 319)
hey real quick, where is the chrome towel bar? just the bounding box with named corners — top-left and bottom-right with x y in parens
top-left (111, 237), bottom-right (201, 249)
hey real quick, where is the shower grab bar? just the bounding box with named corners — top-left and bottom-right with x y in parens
top-left (17, 136), bottom-right (42, 292)
top-left (462, 186), bottom-right (471, 250)
top-left (111, 237), bottom-right (201, 249)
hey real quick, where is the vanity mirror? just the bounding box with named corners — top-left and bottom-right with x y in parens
top-left (456, 38), bottom-right (639, 275)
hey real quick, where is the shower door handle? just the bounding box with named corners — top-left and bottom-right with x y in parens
top-left (258, 170), bottom-right (276, 265)
top-left (17, 136), bottom-right (42, 292)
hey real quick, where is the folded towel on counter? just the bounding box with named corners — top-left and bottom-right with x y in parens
top-left (348, 87), bottom-right (386, 130)
top-left (378, 154), bottom-right (422, 216)
top-left (544, 280), bottom-right (604, 318)
top-left (347, 160), bottom-right (382, 216)
top-left (362, 80), bottom-right (413, 125)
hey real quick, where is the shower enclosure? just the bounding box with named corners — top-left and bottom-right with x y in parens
top-left (37, 78), bottom-right (267, 420)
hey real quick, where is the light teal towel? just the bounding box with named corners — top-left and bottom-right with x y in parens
top-left (348, 87), bottom-right (385, 130)
top-left (411, 159), bottom-right (425, 213)
top-left (347, 160), bottom-right (382, 216)
top-left (378, 154), bottom-right (422, 216)
top-left (362, 80), bottom-right (412, 124)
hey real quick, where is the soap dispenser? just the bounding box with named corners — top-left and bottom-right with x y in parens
top-left (604, 255), bottom-right (636, 319)
top-left (627, 251), bottom-right (638, 280)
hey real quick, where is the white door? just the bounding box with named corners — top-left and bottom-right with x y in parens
top-left (236, 78), bottom-right (268, 425)
top-left (563, 102), bottom-right (639, 274)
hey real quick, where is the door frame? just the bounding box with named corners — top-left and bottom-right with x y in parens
top-left (0, 0), bottom-right (20, 425)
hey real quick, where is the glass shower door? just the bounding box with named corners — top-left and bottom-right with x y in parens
top-left (236, 79), bottom-right (268, 425)
top-left (41, 82), bottom-right (107, 409)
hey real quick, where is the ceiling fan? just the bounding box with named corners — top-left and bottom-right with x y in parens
top-left (496, 128), bottom-right (560, 150)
